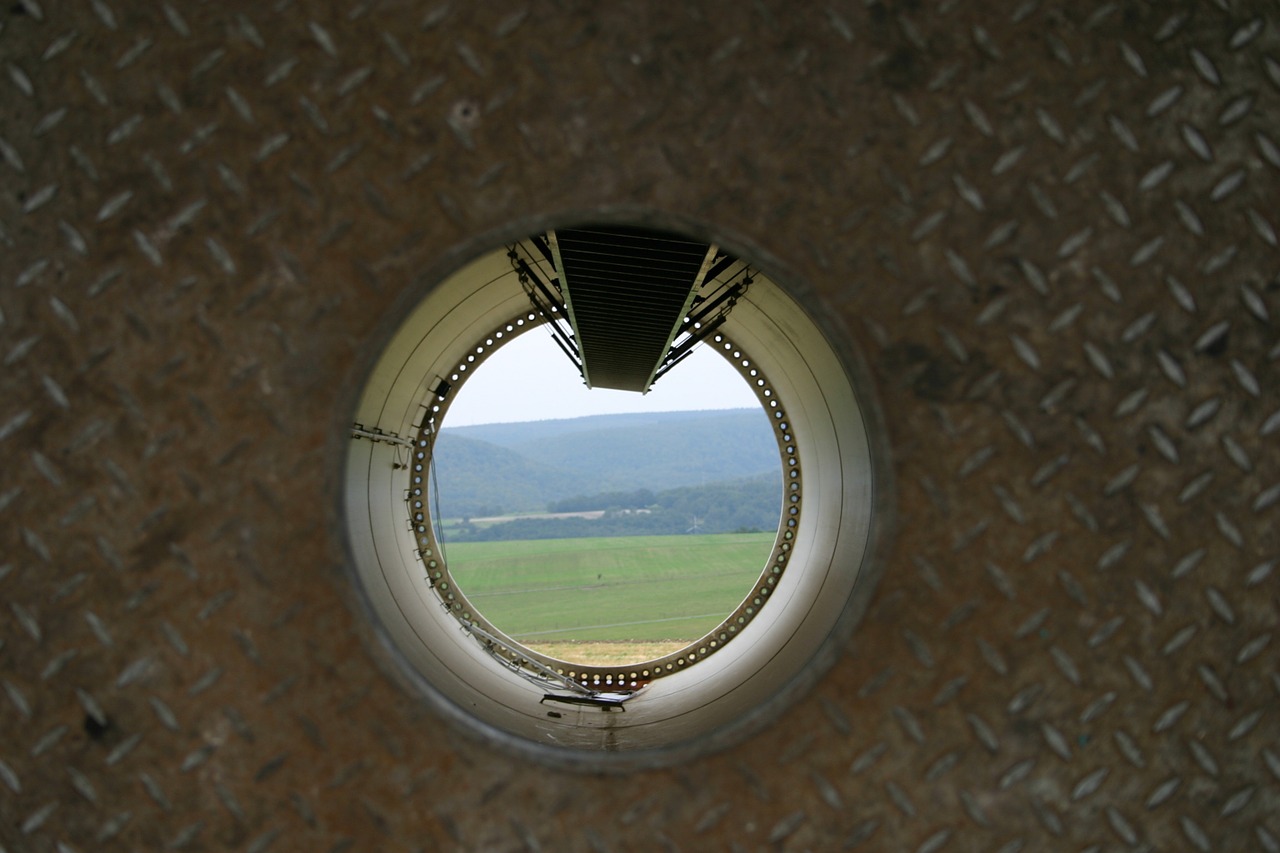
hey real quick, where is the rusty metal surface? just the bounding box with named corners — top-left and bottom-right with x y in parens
top-left (1, 1), bottom-right (1278, 850)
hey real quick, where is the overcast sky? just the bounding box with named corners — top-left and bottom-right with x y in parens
top-left (444, 329), bottom-right (760, 427)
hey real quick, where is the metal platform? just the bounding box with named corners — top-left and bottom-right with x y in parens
top-left (553, 225), bottom-right (717, 392)
top-left (1, 1), bottom-right (1278, 850)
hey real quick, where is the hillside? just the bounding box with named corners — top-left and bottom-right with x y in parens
top-left (508, 410), bottom-right (779, 494)
top-left (445, 410), bottom-right (709, 449)
top-left (431, 434), bottom-right (582, 516)
top-left (434, 408), bottom-right (780, 520)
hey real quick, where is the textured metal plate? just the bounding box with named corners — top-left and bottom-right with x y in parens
top-left (1, 1), bottom-right (1278, 850)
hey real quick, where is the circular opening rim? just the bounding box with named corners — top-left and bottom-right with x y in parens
top-left (335, 211), bottom-right (895, 772)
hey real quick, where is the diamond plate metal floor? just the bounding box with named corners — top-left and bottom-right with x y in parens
top-left (2, 1), bottom-right (1278, 850)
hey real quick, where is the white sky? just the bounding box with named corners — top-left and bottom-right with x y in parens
top-left (444, 329), bottom-right (760, 427)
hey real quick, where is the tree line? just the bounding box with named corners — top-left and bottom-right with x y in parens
top-left (442, 474), bottom-right (783, 542)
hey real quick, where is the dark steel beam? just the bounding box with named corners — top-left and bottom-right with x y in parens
top-left (550, 226), bottom-right (718, 392)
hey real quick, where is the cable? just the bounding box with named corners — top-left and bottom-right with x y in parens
top-left (429, 430), bottom-right (448, 567)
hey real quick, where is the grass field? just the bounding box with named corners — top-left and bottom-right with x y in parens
top-left (444, 533), bottom-right (773, 662)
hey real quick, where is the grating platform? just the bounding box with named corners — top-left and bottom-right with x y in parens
top-left (554, 226), bottom-right (715, 392)
top-left (1, 1), bottom-right (1278, 850)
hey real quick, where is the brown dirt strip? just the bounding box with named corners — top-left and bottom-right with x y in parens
top-left (526, 641), bottom-right (689, 667)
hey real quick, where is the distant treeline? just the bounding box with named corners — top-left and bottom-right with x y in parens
top-left (548, 488), bottom-right (657, 513)
top-left (443, 473), bottom-right (783, 542)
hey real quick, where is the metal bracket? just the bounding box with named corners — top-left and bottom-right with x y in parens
top-left (540, 693), bottom-right (629, 711)
top-left (349, 424), bottom-right (417, 449)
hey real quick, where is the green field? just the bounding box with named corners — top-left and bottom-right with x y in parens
top-left (444, 533), bottom-right (774, 647)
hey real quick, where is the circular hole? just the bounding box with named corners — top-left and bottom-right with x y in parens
top-left (433, 330), bottom-right (780, 669)
top-left (343, 221), bottom-right (886, 768)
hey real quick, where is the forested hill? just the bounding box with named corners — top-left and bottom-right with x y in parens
top-left (434, 408), bottom-right (779, 519)
top-left (444, 410), bottom-right (713, 449)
